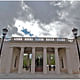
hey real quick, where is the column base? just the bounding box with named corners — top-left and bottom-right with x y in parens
top-left (18, 71), bottom-right (22, 73)
top-left (56, 72), bottom-right (60, 74)
top-left (55, 69), bottom-right (60, 74)
top-left (43, 71), bottom-right (47, 74)
top-left (31, 72), bottom-right (35, 74)
top-left (43, 67), bottom-right (47, 74)
top-left (67, 70), bottom-right (72, 74)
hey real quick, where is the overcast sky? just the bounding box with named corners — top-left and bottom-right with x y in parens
top-left (0, 1), bottom-right (80, 38)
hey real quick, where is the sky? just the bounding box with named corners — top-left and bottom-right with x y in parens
top-left (0, 0), bottom-right (80, 39)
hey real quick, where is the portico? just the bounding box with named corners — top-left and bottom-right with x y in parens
top-left (9, 46), bottom-right (72, 74)
top-left (0, 37), bottom-right (80, 74)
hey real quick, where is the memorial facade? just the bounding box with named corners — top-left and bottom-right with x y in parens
top-left (0, 37), bottom-right (80, 74)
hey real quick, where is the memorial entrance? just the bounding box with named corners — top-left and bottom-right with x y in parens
top-left (35, 47), bottom-right (43, 72)
top-left (9, 46), bottom-right (71, 74)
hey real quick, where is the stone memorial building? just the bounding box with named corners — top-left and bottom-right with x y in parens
top-left (0, 37), bottom-right (80, 74)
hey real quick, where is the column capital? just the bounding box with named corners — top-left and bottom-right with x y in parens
top-left (32, 47), bottom-right (36, 52)
top-left (9, 47), bottom-right (14, 48)
top-left (54, 47), bottom-right (58, 49)
top-left (66, 47), bottom-right (70, 49)
top-left (32, 47), bottom-right (36, 48)
top-left (20, 47), bottom-right (24, 52)
top-left (43, 47), bottom-right (47, 49)
top-left (20, 47), bottom-right (24, 48)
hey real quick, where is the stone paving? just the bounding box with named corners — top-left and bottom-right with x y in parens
top-left (0, 73), bottom-right (80, 79)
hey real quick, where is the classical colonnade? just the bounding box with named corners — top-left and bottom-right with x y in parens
top-left (9, 47), bottom-right (72, 74)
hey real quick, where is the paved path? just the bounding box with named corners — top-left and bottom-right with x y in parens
top-left (0, 73), bottom-right (80, 79)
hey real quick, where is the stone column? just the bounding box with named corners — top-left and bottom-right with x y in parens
top-left (66, 48), bottom-right (72, 74)
top-left (55, 48), bottom-right (60, 74)
top-left (43, 47), bottom-right (47, 74)
top-left (18, 47), bottom-right (24, 73)
top-left (31, 47), bottom-right (35, 73)
top-left (6, 47), bottom-right (13, 73)
top-left (63, 54), bottom-right (67, 69)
